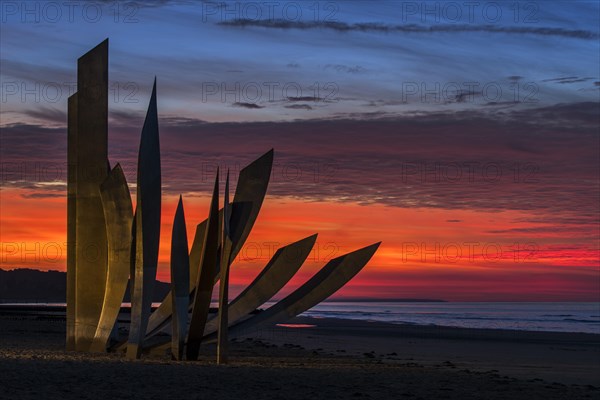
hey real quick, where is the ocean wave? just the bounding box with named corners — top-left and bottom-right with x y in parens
top-left (541, 314), bottom-right (574, 317)
top-left (301, 302), bottom-right (600, 334)
top-left (562, 318), bottom-right (600, 324)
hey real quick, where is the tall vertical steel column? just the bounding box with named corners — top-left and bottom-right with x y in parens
top-left (73, 39), bottom-right (109, 351)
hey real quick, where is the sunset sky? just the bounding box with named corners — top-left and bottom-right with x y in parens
top-left (1, 0), bottom-right (598, 301)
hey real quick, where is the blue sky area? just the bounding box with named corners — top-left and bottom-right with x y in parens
top-left (1, 0), bottom-right (598, 124)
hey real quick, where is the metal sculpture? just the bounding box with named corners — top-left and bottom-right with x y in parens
top-left (186, 172), bottom-right (220, 361)
top-left (204, 243), bottom-right (381, 343)
top-left (72, 39), bottom-right (109, 352)
top-left (127, 78), bottom-right (161, 360)
top-left (66, 93), bottom-right (77, 351)
top-left (145, 218), bottom-right (210, 338)
top-left (146, 148), bottom-right (273, 338)
top-left (170, 196), bottom-right (189, 360)
top-left (203, 234), bottom-right (317, 335)
top-left (90, 164), bottom-right (133, 352)
top-left (66, 39), bottom-right (380, 361)
top-left (217, 171), bottom-right (232, 364)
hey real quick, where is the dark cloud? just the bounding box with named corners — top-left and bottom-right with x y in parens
top-left (504, 140), bottom-right (540, 155)
top-left (20, 192), bottom-right (65, 199)
top-left (95, 0), bottom-right (193, 7)
top-left (484, 101), bottom-right (521, 107)
top-left (285, 104), bottom-right (313, 110)
top-left (364, 100), bottom-right (408, 107)
top-left (2, 103), bottom-right (598, 224)
top-left (21, 107), bottom-right (67, 126)
top-left (158, 116), bottom-right (210, 127)
top-left (324, 64), bottom-right (367, 74)
top-left (329, 110), bottom-right (391, 120)
top-left (453, 90), bottom-right (478, 104)
top-left (510, 101), bottom-right (599, 127)
top-left (486, 226), bottom-right (596, 235)
top-left (542, 76), bottom-right (595, 84)
top-left (232, 102), bottom-right (264, 109)
top-left (218, 19), bottom-right (599, 40)
top-left (0, 58), bottom-right (74, 83)
top-left (446, 220), bottom-right (462, 223)
top-left (287, 96), bottom-right (321, 102)
top-left (0, 123), bottom-right (66, 161)
top-left (109, 109), bottom-right (145, 128)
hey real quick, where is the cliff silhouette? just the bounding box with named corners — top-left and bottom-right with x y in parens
top-left (0, 269), bottom-right (170, 303)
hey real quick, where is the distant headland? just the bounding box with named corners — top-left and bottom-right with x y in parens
top-left (0, 269), bottom-right (445, 303)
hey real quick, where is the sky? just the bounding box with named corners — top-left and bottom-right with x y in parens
top-left (0, 0), bottom-right (599, 301)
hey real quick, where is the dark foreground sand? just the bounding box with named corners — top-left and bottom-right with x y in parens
top-left (1, 314), bottom-right (599, 399)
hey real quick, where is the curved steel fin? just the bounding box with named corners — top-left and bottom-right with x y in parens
top-left (204, 242), bottom-right (381, 343)
top-left (229, 149), bottom-right (273, 260)
top-left (204, 234), bottom-right (317, 335)
top-left (89, 164), bottom-right (133, 352)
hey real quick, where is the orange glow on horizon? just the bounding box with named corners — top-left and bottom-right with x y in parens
top-left (1, 187), bottom-right (598, 301)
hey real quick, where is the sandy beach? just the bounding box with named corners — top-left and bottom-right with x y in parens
top-left (1, 311), bottom-right (599, 400)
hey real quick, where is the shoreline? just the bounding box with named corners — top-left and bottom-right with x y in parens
top-left (1, 303), bottom-right (598, 336)
top-left (0, 315), bottom-right (600, 400)
top-left (292, 315), bottom-right (600, 341)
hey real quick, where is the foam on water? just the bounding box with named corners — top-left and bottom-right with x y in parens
top-left (297, 302), bottom-right (600, 334)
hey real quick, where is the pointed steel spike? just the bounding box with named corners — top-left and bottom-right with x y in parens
top-left (217, 170), bottom-right (232, 364)
top-left (127, 79), bottom-right (161, 360)
top-left (203, 234), bottom-right (318, 336)
top-left (89, 164), bottom-right (133, 353)
top-left (146, 218), bottom-right (205, 338)
top-left (186, 170), bottom-right (220, 360)
top-left (170, 195), bottom-right (189, 360)
top-left (223, 170), bottom-right (231, 239)
top-left (146, 149), bottom-right (272, 338)
top-left (145, 208), bottom-right (225, 339)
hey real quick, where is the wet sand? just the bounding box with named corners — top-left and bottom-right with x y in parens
top-left (1, 314), bottom-right (598, 399)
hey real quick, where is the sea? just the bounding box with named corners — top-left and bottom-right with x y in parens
top-left (298, 302), bottom-right (600, 334)
top-left (2, 301), bottom-right (599, 334)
